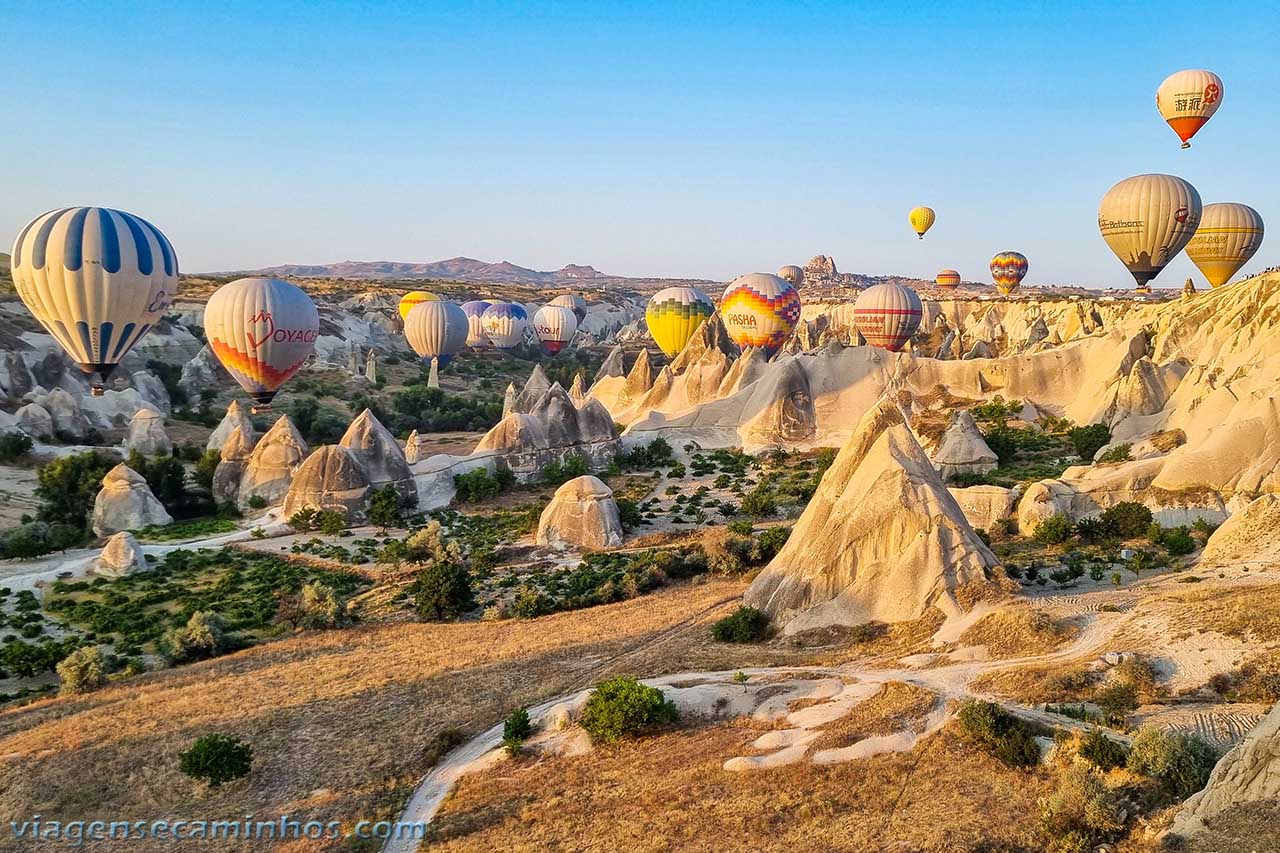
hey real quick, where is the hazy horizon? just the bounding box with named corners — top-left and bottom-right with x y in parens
top-left (4, 1), bottom-right (1276, 288)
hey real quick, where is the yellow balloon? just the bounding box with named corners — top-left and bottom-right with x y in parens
top-left (646, 286), bottom-right (714, 358)
top-left (1186, 202), bottom-right (1264, 288)
top-left (398, 290), bottom-right (440, 321)
top-left (909, 206), bottom-right (936, 240)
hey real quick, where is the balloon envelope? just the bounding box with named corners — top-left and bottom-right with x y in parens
top-left (776, 265), bottom-right (805, 288)
top-left (1157, 69), bottom-right (1223, 148)
top-left (206, 277), bottom-right (319, 407)
top-left (460, 300), bottom-right (493, 346)
top-left (854, 283), bottom-right (922, 352)
top-left (909, 206), bottom-right (936, 239)
top-left (990, 252), bottom-right (1028, 296)
top-left (398, 290), bottom-right (439, 321)
top-left (405, 300), bottom-right (468, 367)
top-left (1098, 173), bottom-right (1201, 286)
top-left (533, 305), bottom-right (578, 354)
top-left (10, 206), bottom-right (178, 385)
top-left (548, 294), bottom-right (587, 325)
top-left (1186, 202), bottom-right (1264, 288)
top-left (646, 286), bottom-right (714, 358)
top-left (935, 269), bottom-right (961, 288)
top-left (720, 273), bottom-right (802, 357)
top-left (480, 303), bottom-right (528, 350)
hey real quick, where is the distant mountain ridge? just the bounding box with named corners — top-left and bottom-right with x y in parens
top-left (213, 256), bottom-right (653, 287)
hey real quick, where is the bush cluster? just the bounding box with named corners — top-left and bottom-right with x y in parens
top-left (579, 676), bottom-right (679, 743)
top-left (453, 467), bottom-right (516, 503)
top-left (956, 699), bottom-right (1041, 768)
top-left (178, 734), bottom-right (253, 787)
top-left (710, 606), bottom-right (769, 643)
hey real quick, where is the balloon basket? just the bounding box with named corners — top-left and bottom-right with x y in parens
top-left (91, 384), bottom-right (105, 397)
top-left (251, 404), bottom-right (273, 415)
top-left (1181, 142), bottom-right (1191, 149)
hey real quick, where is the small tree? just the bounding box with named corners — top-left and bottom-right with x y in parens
top-left (161, 611), bottom-right (231, 665)
top-left (192, 449), bottom-right (221, 490)
top-left (315, 510), bottom-right (348, 536)
top-left (710, 606), bottom-right (770, 643)
top-left (367, 485), bottom-right (402, 531)
top-left (1094, 680), bottom-right (1139, 725)
top-left (178, 734), bottom-right (253, 787)
top-left (35, 451), bottom-right (115, 530)
top-left (1035, 514), bottom-right (1075, 545)
top-left (298, 581), bottom-right (348, 629)
top-left (1127, 727), bottom-right (1218, 798)
top-left (1078, 728), bottom-right (1129, 771)
top-left (1068, 423), bottom-right (1112, 462)
top-left (579, 676), bottom-right (679, 743)
top-left (502, 707), bottom-right (533, 756)
top-left (1099, 502), bottom-right (1152, 538)
top-left (414, 561), bottom-right (474, 621)
top-left (56, 645), bottom-right (106, 695)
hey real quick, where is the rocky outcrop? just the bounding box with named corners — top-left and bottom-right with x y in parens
top-left (122, 408), bottom-right (171, 457)
top-left (535, 475), bottom-right (623, 550)
top-left (745, 397), bottom-right (1005, 633)
top-left (948, 485), bottom-right (1017, 532)
top-left (41, 388), bottom-right (90, 438)
top-left (207, 401), bottom-right (256, 452)
top-left (1200, 494), bottom-right (1280, 567)
top-left (179, 345), bottom-right (230, 393)
top-left (94, 532), bottom-right (148, 578)
top-left (933, 410), bottom-right (998, 480)
top-left (340, 409), bottom-right (417, 506)
top-left (0, 352), bottom-right (34, 400)
top-left (14, 402), bottom-right (52, 438)
top-left (1015, 479), bottom-right (1077, 535)
top-left (742, 358), bottom-right (816, 446)
top-left (92, 464), bottom-right (173, 536)
top-left (670, 312), bottom-right (740, 373)
top-left (238, 415), bottom-right (309, 509)
top-left (502, 383), bottom-right (517, 417)
top-left (717, 346), bottom-right (769, 398)
top-left (404, 430), bottom-right (431, 464)
top-left (212, 426), bottom-right (256, 505)
top-left (594, 345), bottom-right (626, 383)
top-left (621, 349), bottom-right (654, 401)
top-left (282, 445), bottom-right (371, 521)
top-left (569, 373), bottom-right (587, 405)
top-left (1169, 700), bottom-right (1280, 845)
top-left (475, 385), bottom-right (621, 481)
top-left (513, 364), bottom-right (552, 413)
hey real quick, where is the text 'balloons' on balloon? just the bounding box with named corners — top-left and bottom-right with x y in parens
top-left (548, 293), bottom-right (587, 325)
top-left (398, 290), bottom-right (439, 321)
top-left (776, 265), bottom-right (805, 289)
top-left (854, 282), bottom-right (922, 352)
top-left (935, 269), bottom-right (961, 288)
top-left (909, 206), bottom-right (936, 239)
top-left (405, 300), bottom-right (468, 367)
top-left (646, 286), bottom-right (714, 359)
top-left (1186, 203), bottom-right (1265, 288)
top-left (720, 273), bottom-right (802, 358)
top-left (206, 277), bottom-right (319, 411)
top-left (460, 300), bottom-right (493, 347)
top-left (1157, 69), bottom-right (1223, 149)
top-left (1098, 173), bottom-right (1201, 287)
top-left (990, 252), bottom-right (1028, 296)
top-left (533, 305), bottom-right (578, 355)
top-left (480, 302), bottom-right (529, 350)
top-left (10, 206), bottom-right (178, 393)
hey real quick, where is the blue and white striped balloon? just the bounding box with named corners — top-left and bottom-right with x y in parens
top-left (480, 302), bottom-right (529, 350)
top-left (10, 207), bottom-right (178, 390)
top-left (460, 299), bottom-right (492, 347)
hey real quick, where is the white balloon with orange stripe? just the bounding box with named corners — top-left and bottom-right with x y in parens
top-left (853, 282), bottom-right (922, 352)
top-left (206, 277), bottom-right (320, 412)
top-left (1156, 69), bottom-right (1223, 149)
top-left (10, 206), bottom-right (178, 394)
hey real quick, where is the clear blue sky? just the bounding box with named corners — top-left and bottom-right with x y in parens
top-left (4, 1), bottom-right (1277, 288)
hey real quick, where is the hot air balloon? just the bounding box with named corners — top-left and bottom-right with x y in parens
top-left (533, 305), bottom-right (578, 354)
top-left (990, 252), bottom-right (1028, 296)
top-left (646, 286), bottom-right (714, 358)
top-left (909, 206), bottom-right (936, 239)
top-left (206, 277), bottom-right (319, 412)
top-left (405, 300), bottom-right (468, 368)
top-left (10, 207), bottom-right (178, 395)
top-left (1098, 174), bottom-right (1201, 287)
top-left (720, 273), bottom-right (802, 357)
top-left (398, 290), bottom-right (439, 321)
top-left (460, 300), bottom-right (492, 347)
top-left (776, 265), bottom-right (805, 289)
top-left (936, 269), bottom-right (961, 288)
top-left (1186, 203), bottom-right (1264, 288)
top-left (854, 283), bottom-right (922, 352)
top-left (1157, 69), bottom-right (1223, 149)
top-left (548, 293), bottom-right (587, 325)
top-left (480, 303), bottom-right (528, 350)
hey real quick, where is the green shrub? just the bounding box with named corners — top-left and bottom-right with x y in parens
top-left (368, 485), bottom-right (404, 529)
top-left (1161, 526), bottom-right (1197, 556)
top-left (502, 706), bottom-right (533, 755)
top-left (509, 585), bottom-right (554, 619)
top-left (1068, 423), bottom-right (1112, 461)
top-left (1126, 727), bottom-right (1218, 798)
top-left (454, 468), bottom-right (503, 503)
top-left (0, 431), bottom-right (34, 463)
top-left (956, 699), bottom-right (1041, 768)
top-left (56, 645), bottom-right (106, 695)
top-left (711, 606), bottom-right (769, 643)
top-left (246, 494), bottom-right (268, 510)
top-left (414, 562), bottom-right (474, 621)
top-left (615, 498), bottom-right (643, 531)
top-left (1093, 680), bottom-right (1139, 725)
top-left (35, 451), bottom-right (115, 530)
top-left (296, 581), bottom-right (348, 629)
top-left (579, 676), bottom-right (679, 743)
top-left (1073, 516), bottom-right (1116, 544)
top-left (287, 507), bottom-right (319, 532)
top-left (1078, 728), bottom-right (1129, 771)
top-left (621, 437), bottom-right (674, 469)
top-left (1038, 765), bottom-right (1125, 852)
top-left (1035, 514), bottom-right (1075, 545)
top-left (1096, 444), bottom-right (1132, 463)
top-left (1099, 502), bottom-right (1152, 538)
top-left (178, 734), bottom-right (253, 787)
top-left (315, 510), bottom-right (348, 536)
top-left (160, 611), bottom-right (234, 665)
top-left (740, 487), bottom-right (776, 518)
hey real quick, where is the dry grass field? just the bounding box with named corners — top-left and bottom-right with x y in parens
top-left (0, 578), bottom-right (819, 852)
top-left (957, 605), bottom-right (1078, 659)
top-left (425, 723), bottom-right (1054, 852)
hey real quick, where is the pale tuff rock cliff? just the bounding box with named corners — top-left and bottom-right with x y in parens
top-left (122, 408), bottom-right (171, 457)
top-left (92, 464), bottom-right (173, 536)
top-left (237, 415), bottom-right (309, 510)
top-left (404, 430), bottom-right (431, 464)
top-left (283, 445), bottom-right (371, 521)
top-left (932, 410), bottom-right (998, 480)
top-left (340, 409), bottom-right (417, 506)
top-left (213, 426), bottom-right (256, 505)
top-left (535, 475), bottom-right (624, 551)
top-left (669, 312), bottom-right (739, 374)
top-left (593, 345), bottom-right (626, 384)
top-left (207, 400), bottom-right (256, 452)
top-left (948, 485), bottom-right (1017, 531)
top-left (1200, 494), bottom-right (1280, 567)
top-left (744, 397), bottom-right (1005, 633)
top-left (513, 364), bottom-right (552, 414)
top-left (475, 384), bottom-right (620, 480)
top-left (94, 532), bottom-right (148, 578)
